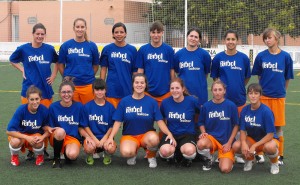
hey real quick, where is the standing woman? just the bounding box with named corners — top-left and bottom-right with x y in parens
top-left (10, 23), bottom-right (58, 160)
top-left (58, 18), bottom-right (100, 104)
top-left (83, 79), bottom-right (117, 165)
top-left (100, 22), bottom-right (137, 108)
top-left (10, 23), bottom-right (58, 108)
top-left (6, 86), bottom-right (50, 166)
top-left (159, 78), bottom-right (200, 167)
top-left (105, 73), bottom-right (175, 168)
top-left (49, 79), bottom-right (93, 168)
top-left (232, 83), bottom-right (280, 174)
top-left (197, 80), bottom-right (239, 173)
top-left (252, 28), bottom-right (294, 165)
top-left (174, 28), bottom-right (211, 106)
top-left (210, 30), bottom-right (251, 115)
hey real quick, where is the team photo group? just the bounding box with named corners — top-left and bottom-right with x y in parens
top-left (6, 18), bottom-right (293, 175)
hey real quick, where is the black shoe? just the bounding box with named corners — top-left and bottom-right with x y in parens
top-left (278, 156), bottom-right (284, 166)
top-left (44, 149), bottom-right (51, 161)
top-left (52, 158), bottom-right (62, 169)
top-left (181, 159), bottom-right (192, 167)
top-left (25, 151), bottom-right (35, 161)
top-left (202, 158), bottom-right (212, 171)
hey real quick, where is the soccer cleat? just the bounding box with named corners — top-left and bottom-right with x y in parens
top-left (43, 149), bottom-right (51, 161)
top-left (25, 151), bottom-right (35, 161)
top-left (52, 158), bottom-right (62, 169)
top-left (127, 156), bottom-right (137, 166)
top-left (181, 159), bottom-right (192, 167)
top-left (148, 157), bottom-right (157, 168)
top-left (86, 155), bottom-right (94, 165)
top-left (202, 158), bottom-right (212, 171)
top-left (243, 160), bottom-right (254, 171)
top-left (235, 156), bottom-right (245, 164)
top-left (255, 154), bottom-right (265, 164)
top-left (11, 155), bottom-right (20, 166)
top-left (278, 156), bottom-right (284, 166)
top-left (270, 162), bottom-right (279, 174)
top-left (93, 153), bottom-right (101, 159)
top-left (36, 155), bottom-right (44, 166)
top-left (103, 153), bottom-right (112, 165)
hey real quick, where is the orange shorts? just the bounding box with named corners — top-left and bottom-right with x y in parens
top-left (260, 96), bottom-right (285, 126)
top-left (237, 104), bottom-right (246, 117)
top-left (50, 134), bottom-right (81, 154)
top-left (145, 92), bottom-right (171, 107)
top-left (106, 97), bottom-right (121, 109)
top-left (207, 135), bottom-right (235, 162)
top-left (21, 96), bottom-right (53, 108)
top-left (8, 133), bottom-right (42, 153)
top-left (73, 84), bottom-right (94, 104)
top-left (120, 131), bottom-right (157, 148)
top-left (247, 136), bottom-right (279, 153)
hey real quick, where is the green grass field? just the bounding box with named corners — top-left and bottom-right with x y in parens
top-left (0, 62), bottom-right (300, 185)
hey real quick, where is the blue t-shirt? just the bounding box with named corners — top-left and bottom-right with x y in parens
top-left (113, 95), bottom-right (163, 135)
top-left (84, 100), bottom-right (115, 140)
top-left (58, 39), bottom-right (100, 86)
top-left (252, 49), bottom-right (294, 98)
top-left (211, 51), bottom-right (251, 106)
top-left (240, 104), bottom-right (278, 141)
top-left (135, 43), bottom-right (174, 96)
top-left (7, 104), bottom-right (49, 134)
top-left (49, 101), bottom-right (87, 140)
top-left (10, 43), bottom-right (58, 99)
top-left (198, 99), bottom-right (238, 145)
top-left (100, 43), bottom-right (137, 98)
top-left (160, 96), bottom-right (200, 136)
top-left (174, 47), bottom-right (211, 105)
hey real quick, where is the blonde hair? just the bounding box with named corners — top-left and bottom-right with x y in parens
top-left (262, 28), bottom-right (281, 44)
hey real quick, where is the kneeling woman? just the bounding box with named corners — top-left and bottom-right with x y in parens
top-left (83, 79), bottom-right (117, 165)
top-left (197, 80), bottom-right (239, 173)
top-left (6, 85), bottom-right (50, 166)
top-left (49, 78), bottom-right (93, 168)
top-left (232, 83), bottom-right (279, 174)
top-left (159, 78), bottom-right (200, 167)
top-left (105, 73), bottom-right (175, 168)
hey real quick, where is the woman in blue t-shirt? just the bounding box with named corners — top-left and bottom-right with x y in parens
top-left (6, 86), bottom-right (50, 166)
top-left (159, 78), bottom-right (200, 167)
top-left (197, 80), bottom-right (239, 173)
top-left (100, 22), bottom-right (137, 108)
top-left (105, 73), bottom-right (175, 168)
top-left (232, 83), bottom-right (280, 174)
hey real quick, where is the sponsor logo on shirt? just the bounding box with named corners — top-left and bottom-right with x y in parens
top-left (22, 120), bottom-right (41, 129)
top-left (89, 114), bottom-right (108, 125)
top-left (111, 52), bottom-right (131, 63)
top-left (220, 60), bottom-right (242, 70)
top-left (147, 53), bottom-right (168, 63)
top-left (262, 62), bottom-right (283, 73)
top-left (58, 115), bottom-right (79, 125)
top-left (179, 61), bottom-right (200, 70)
top-left (68, 48), bottom-right (90, 57)
top-left (245, 115), bottom-right (261, 127)
top-left (208, 110), bottom-right (230, 120)
top-left (168, 112), bottom-right (191, 123)
top-left (126, 106), bottom-right (149, 116)
top-left (28, 55), bottom-right (49, 64)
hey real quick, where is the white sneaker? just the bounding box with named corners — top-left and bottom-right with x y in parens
top-left (148, 157), bottom-right (157, 168)
top-left (244, 160), bottom-right (254, 171)
top-left (93, 153), bottom-right (101, 159)
top-left (270, 162), bottom-right (279, 174)
top-left (127, 156), bottom-right (137, 166)
top-left (60, 153), bottom-right (65, 160)
top-left (255, 154), bottom-right (265, 164)
top-left (235, 156), bottom-right (245, 164)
